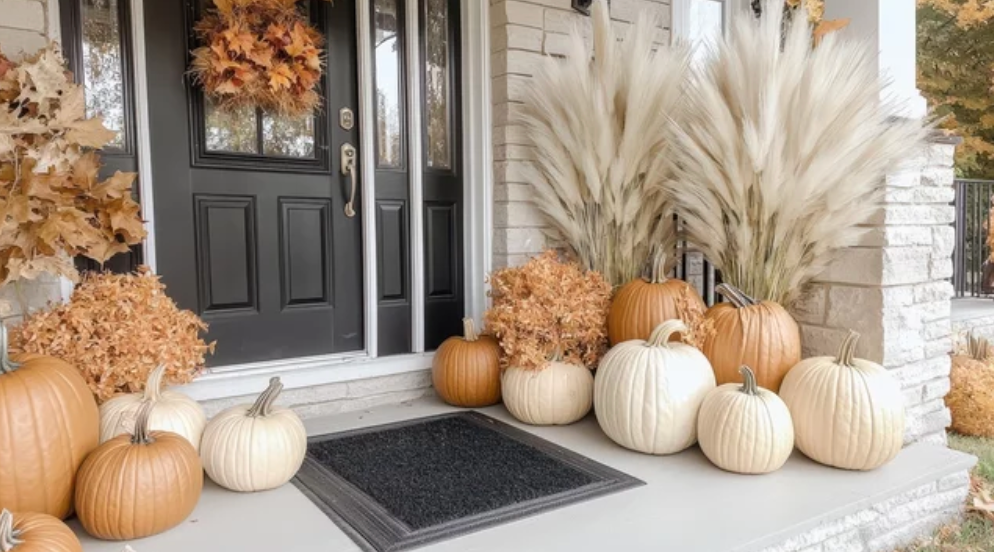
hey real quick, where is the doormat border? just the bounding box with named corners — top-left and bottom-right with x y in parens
top-left (292, 411), bottom-right (644, 552)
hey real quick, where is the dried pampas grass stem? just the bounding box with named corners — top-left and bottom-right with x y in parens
top-left (664, 0), bottom-right (929, 305)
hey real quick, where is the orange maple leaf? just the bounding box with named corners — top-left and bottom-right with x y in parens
top-left (268, 63), bottom-right (295, 91)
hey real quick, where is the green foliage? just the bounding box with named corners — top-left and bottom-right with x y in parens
top-left (918, 0), bottom-right (994, 178)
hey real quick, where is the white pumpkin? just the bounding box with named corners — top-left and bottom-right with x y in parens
top-left (779, 330), bottom-right (905, 471)
top-left (594, 320), bottom-right (716, 454)
top-left (99, 363), bottom-right (207, 451)
top-left (502, 358), bottom-right (593, 426)
top-left (200, 377), bottom-right (307, 492)
top-left (698, 365), bottom-right (794, 474)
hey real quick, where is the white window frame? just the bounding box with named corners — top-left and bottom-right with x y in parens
top-left (128, 0), bottom-right (491, 400)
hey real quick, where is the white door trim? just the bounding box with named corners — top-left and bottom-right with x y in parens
top-left (407, 0), bottom-right (426, 353)
top-left (128, 0), bottom-right (491, 401)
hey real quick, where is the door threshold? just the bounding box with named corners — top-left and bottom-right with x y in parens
top-left (177, 352), bottom-right (435, 402)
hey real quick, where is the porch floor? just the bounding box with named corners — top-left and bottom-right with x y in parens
top-left (72, 397), bottom-right (974, 552)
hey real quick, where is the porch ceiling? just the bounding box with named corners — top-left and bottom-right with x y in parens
top-left (72, 399), bottom-right (974, 552)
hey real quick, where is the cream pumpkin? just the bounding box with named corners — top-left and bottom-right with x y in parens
top-left (779, 330), bottom-right (905, 471)
top-left (698, 365), bottom-right (794, 474)
top-left (200, 377), bottom-right (307, 492)
top-left (502, 358), bottom-right (593, 426)
top-left (99, 363), bottom-right (207, 451)
top-left (594, 320), bottom-right (716, 454)
top-left (0, 509), bottom-right (81, 552)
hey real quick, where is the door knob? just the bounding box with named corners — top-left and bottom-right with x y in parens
top-left (341, 143), bottom-right (357, 218)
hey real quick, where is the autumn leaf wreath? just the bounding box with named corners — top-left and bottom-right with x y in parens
top-left (189, 0), bottom-right (327, 117)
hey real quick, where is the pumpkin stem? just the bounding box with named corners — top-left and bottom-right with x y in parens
top-left (739, 366), bottom-right (760, 396)
top-left (0, 324), bottom-right (21, 375)
top-left (0, 510), bottom-right (24, 552)
top-left (967, 333), bottom-right (990, 361)
top-left (142, 364), bottom-right (168, 402)
top-left (716, 284), bottom-right (758, 308)
top-left (462, 318), bottom-right (479, 342)
top-left (247, 377), bottom-right (284, 418)
top-left (642, 246), bottom-right (669, 284)
top-left (646, 320), bottom-right (688, 347)
top-left (131, 400), bottom-right (157, 445)
top-left (835, 330), bottom-right (861, 367)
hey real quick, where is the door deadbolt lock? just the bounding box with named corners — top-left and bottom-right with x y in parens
top-left (341, 143), bottom-right (357, 218)
top-left (339, 107), bottom-right (354, 131)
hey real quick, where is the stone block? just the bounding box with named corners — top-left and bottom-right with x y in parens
top-left (610, 0), bottom-right (672, 26)
top-left (876, 205), bottom-right (955, 226)
top-left (0, 27), bottom-right (46, 59)
top-left (492, 100), bottom-right (528, 126)
top-left (800, 324), bottom-right (852, 358)
top-left (494, 144), bottom-right (536, 161)
top-left (494, 182), bottom-right (536, 202)
top-left (492, 1), bottom-right (545, 29)
top-left (890, 355), bottom-right (950, 388)
top-left (0, 0), bottom-right (45, 32)
top-left (923, 337), bottom-right (952, 358)
top-left (543, 31), bottom-right (572, 56)
top-left (919, 300), bottom-right (951, 323)
top-left (883, 185), bottom-right (954, 204)
top-left (931, 226), bottom-right (955, 257)
top-left (929, 255), bottom-right (953, 280)
top-left (492, 74), bottom-right (535, 105)
top-left (921, 165), bottom-right (954, 187)
top-left (925, 143), bottom-right (957, 169)
top-left (913, 281), bottom-right (953, 304)
top-left (545, 7), bottom-right (589, 34)
top-left (493, 159), bottom-right (535, 184)
top-left (493, 124), bottom-right (529, 147)
top-left (856, 226), bottom-right (932, 248)
top-left (864, 508), bottom-right (962, 552)
top-left (790, 284), bottom-right (828, 325)
top-left (492, 226), bottom-right (548, 254)
top-left (903, 402), bottom-right (952, 444)
top-left (494, 200), bottom-right (546, 228)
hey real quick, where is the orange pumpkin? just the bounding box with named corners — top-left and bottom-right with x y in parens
top-left (0, 325), bottom-right (99, 519)
top-left (0, 509), bottom-right (81, 552)
top-left (75, 400), bottom-right (203, 540)
top-left (432, 318), bottom-right (502, 407)
top-left (701, 283), bottom-right (801, 393)
top-left (608, 248), bottom-right (704, 345)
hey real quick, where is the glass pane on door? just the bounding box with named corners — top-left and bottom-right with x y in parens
top-left (374, 0), bottom-right (404, 168)
top-left (423, 0), bottom-right (451, 169)
top-left (205, 103), bottom-right (259, 153)
top-left (81, 0), bottom-right (127, 148)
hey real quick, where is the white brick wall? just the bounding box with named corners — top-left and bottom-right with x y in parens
top-left (0, 0), bottom-right (60, 61)
top-left (490, 0), bottom-right (672, 268)
top-left (791, 139), bottom-right (959, 447)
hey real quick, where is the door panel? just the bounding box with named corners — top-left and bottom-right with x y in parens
top-left (145, 0), bottom-right (364, 366)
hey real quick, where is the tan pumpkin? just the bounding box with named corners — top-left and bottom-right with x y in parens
top-left (697, 366), bottom-right (794, 474)
top-left (99, 363), bottom-right (207, 451)
top-left (608, 248), bottom-right (704, 345)
top-left (0, 509), bottom-right (81, 552)
top-left (947, 333), bottom-right (994, 437)
top-left (780, 330), bottom-right (905, 471)
top-left (595, 320), bottom-right (716, 454)
top-left (502, 355), bottom-right (593, 426)
top-left (75, 400), bottom-right (203, 540)
top-left (0, 325), bottom-right (99, 519)
top-left (432, 318), bottom-right (502, 407)
top-left (701, 283), bottom-right (801, 392)
top-left (200, 377), bottom-right (307, 492)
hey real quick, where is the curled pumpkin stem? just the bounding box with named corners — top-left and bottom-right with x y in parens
top-left (716, 283), bottom-right (758, 308)
top-left (967, 333), bottom-right (990, 362)
top-left (142, 364), bottom-right (168, 402)
top-left (642, 246), bottom-right (669, 284)
top-left (835, 330), bottom-right (860, 367)
top-left (247, 377), bottom-right (284, 418)
top-left (462, 318), bottom-right (479, 342)
top-left (739, 366), bottom-right (759, 396)
top-left (646, 320), bottom-right (688, 347)
top-left (0, 509), bottom-right (24, 552)
top-left (131, 400), bottom-right (157, 445)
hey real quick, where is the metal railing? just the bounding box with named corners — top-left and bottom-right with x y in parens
top-left (954, 179), bottom-right (994, 297)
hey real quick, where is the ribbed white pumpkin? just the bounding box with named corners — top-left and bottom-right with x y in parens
top-left (502, 358), bottom-right (593, 426)
top-left (594, 320), bottom-right (716, 454)
top-left (99, 363), bottom-right (207, 451)
top-left (779, 330), bottom-right (905, 471)
top-left (200, 377), bottom-right (307, 492)
top-left (698, 365), bottom-right (794, 474)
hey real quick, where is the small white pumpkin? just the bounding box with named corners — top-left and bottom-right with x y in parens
top-left (698, 365), bottom-right (794, 474)
top-left (594, 320), bottom-right (716, 454)
top-left (502, 355), bottom-right (593, 426)
top-left (200, 377), bottom-right (307, 492)
top-left (99, 363), bottom-right (207, 451)
top-left (779, 330), bottom-right (905, 471)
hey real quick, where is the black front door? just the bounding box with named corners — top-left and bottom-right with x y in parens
top-left (144, 0), bottom-right (364, 365)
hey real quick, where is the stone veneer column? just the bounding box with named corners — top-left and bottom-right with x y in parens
top-left (489, 0), bottom-right (671, 269)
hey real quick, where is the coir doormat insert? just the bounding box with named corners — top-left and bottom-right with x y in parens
top-left (292, 411), bottom-right (643, 551)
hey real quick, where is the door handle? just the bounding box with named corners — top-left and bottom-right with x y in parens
top-left (341, 143), bottom-right (357, 218)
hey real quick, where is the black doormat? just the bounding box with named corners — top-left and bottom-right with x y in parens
top-left (292, 411), bottom-right (643, 552)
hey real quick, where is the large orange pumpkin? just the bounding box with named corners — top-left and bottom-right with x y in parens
top-left (432, 318), bottom-right (502, 407)
top-left (75, 400), bottom-right (203, 540)
top-left (701, 283), bottom-right (801, 393)
top-left (0, 325), bottom-right (99, 519)
top-left (608, 248), bottom-right (704, 345)
top-left (0, 509), bottom-right (81, 552)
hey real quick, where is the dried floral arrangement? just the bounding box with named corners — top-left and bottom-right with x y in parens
top-left (663, 0), bottom-right (928, 306)
top-left (751, 0), bottom-right (850, 44)
top-left (673, 286), bottom-right (715, 350)
top-left (947, 332), bottom-right (994, 438)
top-left (484, 250), bottom-right (612, 371)
top-left (0, 45), bottom-right (145, 284)
top-left (9, 267), bottom-right (216, 402)
top-left (189, 0), bottom-right (325, 117)
top-left (519, 0), bottom-right (688, 286)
